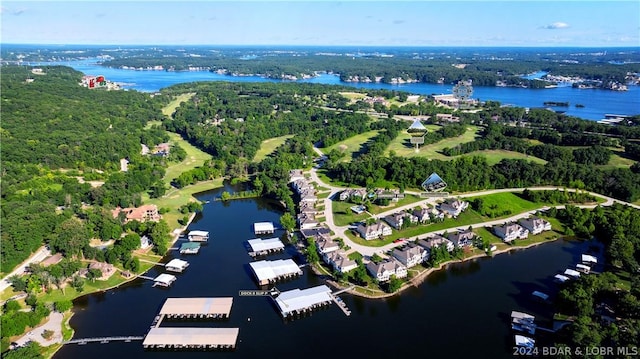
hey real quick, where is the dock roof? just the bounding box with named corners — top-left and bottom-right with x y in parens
top-left (154, 274), bottom-right (177, 284)
top-left (159, 297), bottom-right (233, 317)
top-left (254, 222), bottom-right (275, 232)
top-left (275, 285), bottom-right (332, 315)
top-left (247, 237), bottom-right (284, 252)
top-left (188, 230), bottom-right (209, 237)
top-left (165, 259), bottom-right (189, 269)
top-left (249, 259), bottom-right (302, 282)
top-left (180, 242), bottom-right (201, 250)
top-left (143, 327), bottom-right (239, 347)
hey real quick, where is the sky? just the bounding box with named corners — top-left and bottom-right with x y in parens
top-left (1, 1), bottom-right (639, 47)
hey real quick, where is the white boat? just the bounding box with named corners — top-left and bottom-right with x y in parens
top-left (515, 334), bottom-right (536, 348)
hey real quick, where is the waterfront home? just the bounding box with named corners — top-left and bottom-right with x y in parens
top-left (438, 199), bottom-right (469, 218)
top-left (493, 223), bottom-right (529, 242)
top-left (323, 250), bottom-right (357, 274)
top-left (297, 213), bottom-right (318, 230)
top-left (299, 202), bottom-right (319, 215)
top-left (448, 230), bottom-right (475, 247)
top-left (518, 217), bottom-right (552, 235)
top-left (299, 189), bottom-right (318, 203)
top-left (87, 262), bottom-right (116, 280)
top-left (412, 208), bottom-right (431, 223)
top-left (112, 204), bottom-right (161, 224)
top-left (316, 237), bottom-right (340, 254)
top-left (300, 227), bottom-right (331, 241)
top-left (289, 169), bottom-right (305, 183)
top-left (366, 258), bottom-right (407, 282)
top-left (392, 244), bottom-right (428, 268)
top-left (339, 188), bottom-right (367, 202)
top-left (356, 222), bottom-right (392, 240)
top-left (417, 235), bottom-right (455, 252)
top-left (292, 179), bottom-right (313, 194)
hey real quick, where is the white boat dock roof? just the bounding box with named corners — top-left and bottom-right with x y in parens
top-left (511, 311), bottom-right (535, 321)
top-left (254, 222), bottom-right (275, 233)
top-left (165, 259), bottom-right (189, 269)
top-left (554, 274), bottom-right (570, 283)
top-left (576, 263), bottom-right (591, 272)
top-left (515, 334), bottom-right (536, 348)
top-left (275, 285), bottom-right (333, 316)
top-left (154, 274), bottom-right (177, 285)
top-left (247, 237), bottom-right (284, 252)
top-left (581, 254), bottom-right (598, 264)
top-left (249, 259), bottom-right (302, 283)
top-left (159, 297), bottom-right (233, 317)
top-left (143, 327), bottom-right (239, 348)
top-left (564, 268), bottom-right (581, 278)
top-left (188, 230), bottom-right (209, 237)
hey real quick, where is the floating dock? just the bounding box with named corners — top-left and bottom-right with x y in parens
top-left (187, 230), bottom-right (209, 242)
top-left (581, 254), bottom-right (598, 265)
top-left (564, 268), bottom-right (581, 279)
top-left (158, 297), bottom-right (233, 319)
top-left (180, 242), bottom-right (201, 254)
top-left (143, 327), bottom-right (238, 350)
top-left (274, 285), bottom-right (333, 318)
top-left (153, 274), bottom-right (177, 288)
top-left (165, 259), bottom-right (189, 273)
top-left (254, 222), bottom-right (275, 235)
top-left (247, 237), bottom-right (285, 257)
top-left (249, 259), bottom-right (303, 285)
top-left (576, 263), bottom-right (591, 274)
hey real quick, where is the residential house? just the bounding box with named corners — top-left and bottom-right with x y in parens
top-left (87, 262), bottom-right (116, 280)
top-left (375, 189), bottom-right (405, 202)
top-left (518, 217), bottom-right (552, 235)
top-left (366, 259), bottom-right (407, 282)
top-left (112, 204), bottom-right (161, 224)
top-left (339, 188), bottom-right (367, 202)
top-left (494, 223), bottom-right (529, 242)
top-left (153, 143), bottom-right (171, 157)
top-left (356, 222), bottom-right (392, 240)
top-left (299, 202), bottom-right (319, 216)
top-left (300, 227), bottom-right (331, 241)
top-left (392, 245), bottom-right (428, 268)
top-left (289, 169), bottom-right (305, 183)
top-left (316, 237), bottom-right (340, 254)
top-left (417, 235), bottom-right (454, 252)
top-left (413, 208), bottom-right (431, 223)
top-left (324, 250), bottom-right (357, 274)
top-left (384, 213), bottom-right (406, 230)
top-left (299, 190), bottom-right (317, 203)
top-left (297, 213), bottom-right (318, 230)
top-left (439, 199), bottom-right (469, 218)
top-left (448, 230), bottom-right (475, 247)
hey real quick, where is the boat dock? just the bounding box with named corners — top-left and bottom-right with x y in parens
top-left (187, 230), bottom-right (209, 242)
top-left (152, 274), bottom-right (177, 287)
top-left (164, 259), bottom-right (189, 273)
top-left (247, 237), bottom-right (285, 257)
top-left (63, 336), bottom-right (144, 345)
top-left (274, 285), bottom-right (334, 318)
top-left (249, 259), bottom-right (303, 285)
top-left (158, 297), bottom-right (233, 320)
top-left (143, 327), bottom-right (238, 350)
top-left (331, 294), bottom-right (351, 316)
top-left (179, 242), bottom-right (201, 254)
top-left (254, 222), bottom-right (275, 235)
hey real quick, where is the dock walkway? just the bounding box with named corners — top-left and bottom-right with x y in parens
top-left (63, 336), bottom-right (144, 345)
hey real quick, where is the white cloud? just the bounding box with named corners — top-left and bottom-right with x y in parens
top-left (542, 22), bottom-right (570, 30)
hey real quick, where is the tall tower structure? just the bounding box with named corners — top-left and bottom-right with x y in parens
top-left (408, 119), bottom-right (427, 152)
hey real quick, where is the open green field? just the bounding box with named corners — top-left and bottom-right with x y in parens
top-left (465, 192), bottom-right (543, 215)
top-left (253, 135), bottom-right (294, 162)
top-left (597, 152), bottom-right (637, 170)
top-left (162, 132), bottom-right (212, 185)
top-left (385, 126), bottom-right (480, 160)
top-left (162, 92), bottom-right (195, 117)
top-left (339, 91), bottom-right (367, 102)
top-left (463, 150), bottom-right (547, 165)
top-left (326, 130), bottom-right (380, 162)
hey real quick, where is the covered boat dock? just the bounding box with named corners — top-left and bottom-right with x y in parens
top-left (247, 237), bottom-right (285, 257)
top-left (153, 274), bottom-right (177, 288)
top-left (254, 222), bottom-right (275, 235)
top-left (158, 297), bottom-right (233, 320)
top-left (165, 259), bottom-right (189, 273)
top-left (143, 327), bottom-right (238, 350)
top-left (274, 285), bottom-right (333, 318)
top-left (187, 230), bottom-right (209, 242)
top-left (180, 242), bottom-right (201, 254)
top-left (249, 259), bottom-right (303, 285)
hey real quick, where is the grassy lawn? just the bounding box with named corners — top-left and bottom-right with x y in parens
top-left (325, 130), bottom-right (380, 162)
top-left (333, 200), bottom-right (370, 226)
top-left (597, 152), bottom-right (636, 170)
top-left (253, 135), bottom-right (294, 162)
top-left (385, 126), bottom-right (480, 160)
top-left (338, 91), bottom-right (367, 102)
top-left (162, 93), bottom-right (195, 117)
top-left (463, 150), bottom-right (547, 165)
top-left (367, 195), bottom-right (424, 215)
top-left (143, 178), bottom-right (224, 229)
top-left (466, 192), bottom-right (543, 215)
top-left (162, 132), bottom-right (212, 186)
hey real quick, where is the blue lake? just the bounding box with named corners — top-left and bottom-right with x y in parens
top-left (35, 59), bottom-right (640, 121)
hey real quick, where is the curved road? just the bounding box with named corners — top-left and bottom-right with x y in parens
top-left (309, 145), bottom-right (639, 257)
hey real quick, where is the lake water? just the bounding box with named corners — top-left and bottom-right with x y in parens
top-left (34, 59), bottom-right (640, 121)
top-left (54, 184), bottom-right (602, 359)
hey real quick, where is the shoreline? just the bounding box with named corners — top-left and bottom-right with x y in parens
top-left (327, 237), bottom-right (562, 299)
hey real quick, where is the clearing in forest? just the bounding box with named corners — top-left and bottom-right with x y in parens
top-left (326, 130), bottom-right (380, 162)
top-left (253, 135), bottom-right (294, 162)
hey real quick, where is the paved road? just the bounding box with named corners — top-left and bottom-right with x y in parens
top-left (1, 246), bottom-right (51, 292)
top-left (13, 312), bottom-right (64, 347)
top-left (308, 145), bottom-right (639, 257)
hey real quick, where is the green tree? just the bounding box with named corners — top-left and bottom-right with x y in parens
top-left (54, 300), bottom-right (73, 312)
top-left (387, 275), bottom-right (402, 293)
top-left (280, 213), bottom-right (296, 232)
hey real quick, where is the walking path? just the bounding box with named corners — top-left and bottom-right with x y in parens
top-left (308, 144), bottom-right (639, 257)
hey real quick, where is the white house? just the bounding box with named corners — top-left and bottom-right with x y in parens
top-left (439, 199), bottom-right (469, 218)
top-left (366, 259), bottom-right (407, 282)
top-left (297, 213), bottom-right (319, 230)
top-left (384, 213), bottom-right (406, 230)
top-left (392, 245), bottom-right (428, 268)
top-left (324, 250), bottom-right (358, 274)
top-left (412, 208), bottom-right (431, 223)
top-left (494, 223), bottom-right (529, 242)
top-left (356, 222), bottom-right (392, 240)
top-left (518, 217), bottom-right (552, 235)
top-left (316, 237), bottom-right (340, 254)
top-left (448, 230), bottom-right (475, 247)
top-left (339, 188), bottom-right (367, 202)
